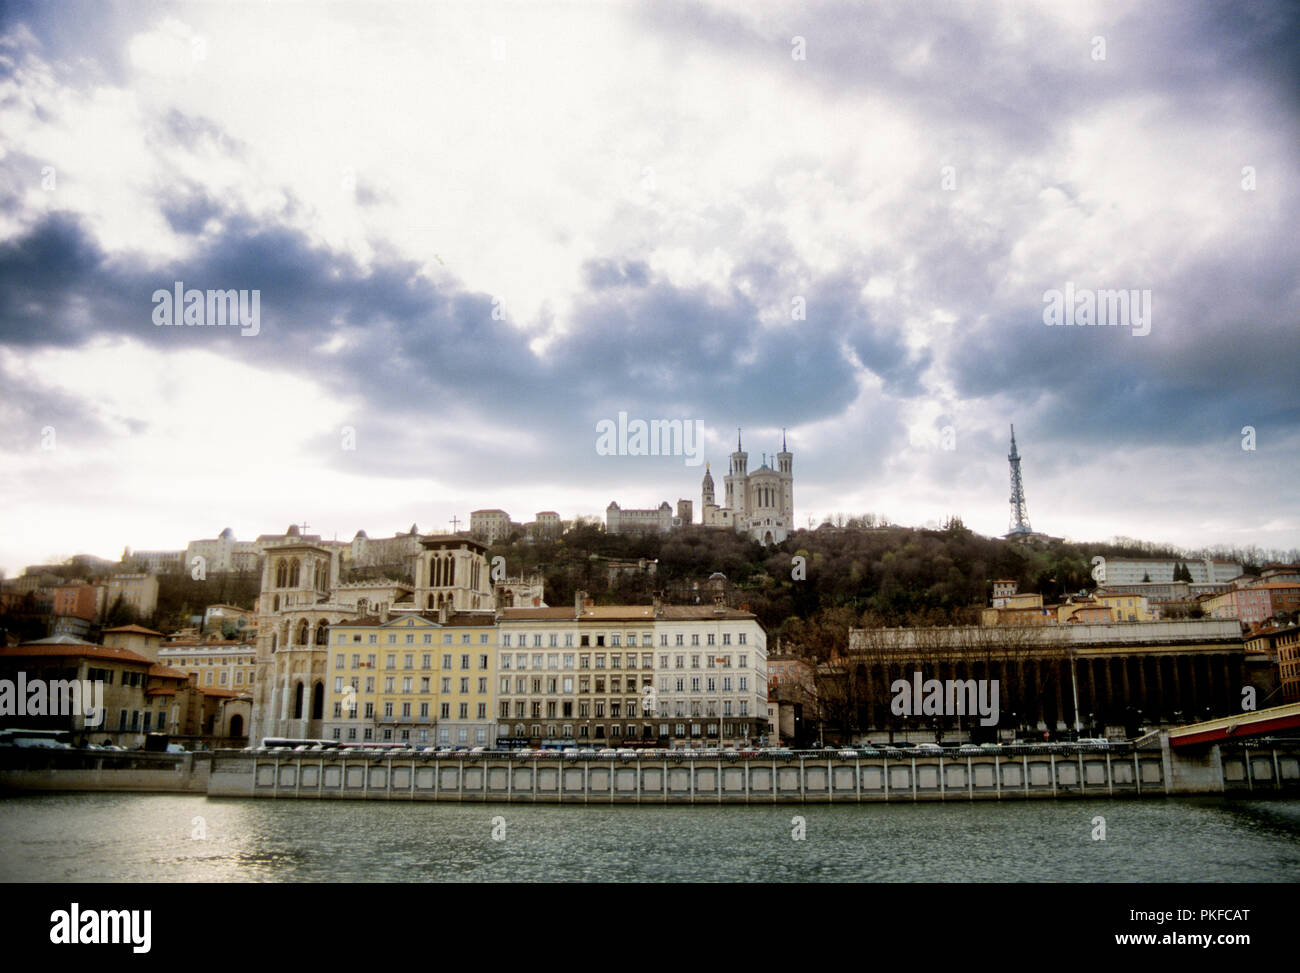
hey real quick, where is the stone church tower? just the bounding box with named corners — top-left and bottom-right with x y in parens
top-left (701, 429), bottom-right (793, 544)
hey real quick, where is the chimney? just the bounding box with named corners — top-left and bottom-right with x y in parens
top-left (379, 602), bottom-right (389, 623)
top-left (575, 590), bottom-right (588, 620)
top-left (652, 593), bottom-right (663, 618)
top-left (439, 601), bottom-right (450, 625)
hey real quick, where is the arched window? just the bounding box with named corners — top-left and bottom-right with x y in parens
top-left (275, 561), bottom-right (287, 588)
top-left (428, 594), bottom-right (435, 609)
top-left (314, 621), bottom-right (328, 646)
top-left (272, 595), bottom-right (279, 612)
top-left (293, 682), bottom-right (304, 719)
top-left (270, 633), bottom-right (277, 653)
top-left (357, 598), bottom-right (368, 615)
top-left (289, 558), bottom-right (301, 587)
top-left (297, 620), bottom-right (310, 646)
top-left (312, 682), bottom-right (324, 720)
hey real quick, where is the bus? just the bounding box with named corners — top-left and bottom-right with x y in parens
top-left (0, 728), bottom-right (74, 749)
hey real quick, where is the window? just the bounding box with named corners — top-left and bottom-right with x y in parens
top-left (387, 654), bottom-right (396, 669)
top-left (563, 653), bottom-right (574, 669)
top-left (707, 633), bottom-right (715, 645)
top-left (460, 678), bottom-right (469, 693)
top-left (351, 654), bottom-right (360, 669)
top-left (335, 654), bottom-right (344, 669)
top-left (442, 654), bottom-right (452, 670)
top-left (478, 677), bottom-right (487, 694)
top-left (479, 654), bottom-right (489, 670)
top-left (722, 633), bottom-right (731, 645)
top-left (502, 634), bottom-right (512, 647)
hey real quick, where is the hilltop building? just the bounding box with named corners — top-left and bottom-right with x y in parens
top-left (700, 429), bottom-right (794, 545)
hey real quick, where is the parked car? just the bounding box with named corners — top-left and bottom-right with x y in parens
top-left (958, 744), bottom-right (983, 754)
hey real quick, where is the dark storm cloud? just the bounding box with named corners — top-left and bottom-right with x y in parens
top-left (629, 1), bottom-right (1300, 461)
top-left (0, 206), bottom-right (918, 469)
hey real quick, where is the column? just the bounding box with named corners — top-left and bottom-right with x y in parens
top-left (1053, 662), bottom-right (1066, 730)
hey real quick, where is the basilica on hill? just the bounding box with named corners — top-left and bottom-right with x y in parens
top-left (699, 429), bottom-right (794, 545)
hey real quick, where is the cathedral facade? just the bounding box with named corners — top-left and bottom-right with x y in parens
top-left (700, 431), bottom-right (794, 545)
top-left (247, 529), bottom-right (497, 743)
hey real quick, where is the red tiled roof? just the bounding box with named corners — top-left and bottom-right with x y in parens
top-left (102, 624), bottom-right (164, 637)
top-left (2, 643), bottom-right (153, 665)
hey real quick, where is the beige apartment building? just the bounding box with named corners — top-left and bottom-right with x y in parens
top-left (495, 592), bottom-right (769, 747)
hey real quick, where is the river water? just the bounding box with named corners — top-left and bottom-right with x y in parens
top-left (1, 794), bottom-right (1297, 882)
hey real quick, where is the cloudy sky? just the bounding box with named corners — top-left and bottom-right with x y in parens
top-left (1, 0), bottom-right (1297, 574)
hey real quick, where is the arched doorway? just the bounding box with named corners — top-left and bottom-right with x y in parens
top-left (228, 714), bottom-right (244, 739)
top-left (312, 682), bottom-right (324, 720)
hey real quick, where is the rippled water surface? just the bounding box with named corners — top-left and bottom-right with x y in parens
top-left (1, 794), bottom-right (1297, 881)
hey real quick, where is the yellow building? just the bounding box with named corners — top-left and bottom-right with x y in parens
top-left (1093, 592), bottom-right (1155, 622)
top-left (322, 609), bottom-right (497, 747)
top-left (157, 638), bottom-right (257, 693)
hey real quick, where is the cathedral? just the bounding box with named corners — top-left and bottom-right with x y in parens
top-left (700, 430), bottom-right (794, 545)
top-left (246, 529), bottom-right (499, 743)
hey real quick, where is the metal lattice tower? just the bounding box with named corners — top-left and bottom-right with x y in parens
top-left (1007, 424), bottom-right (1032, 535)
